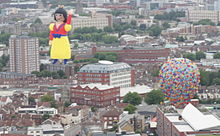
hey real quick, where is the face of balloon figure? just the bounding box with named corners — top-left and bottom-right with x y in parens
top-left (55, 13), bottom-right (65, 23)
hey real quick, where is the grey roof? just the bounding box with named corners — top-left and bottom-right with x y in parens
top-left (79, 61), bottom-right (131, 73)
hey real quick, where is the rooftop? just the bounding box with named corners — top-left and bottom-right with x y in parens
top-left (120, 85), bottom-right (152, 97)
top-left (182, 103), bottom-right (220, 131)
top-left (73, 83), bottom-right (117, 90)
top-left (79, 61), bottom-right (131, 73)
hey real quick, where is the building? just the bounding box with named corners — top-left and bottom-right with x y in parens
top-left (102, 109), bottom-right (122, 129)
top-left (44, 64), bottom-right (75, 78)
top-left (17, 105), bottom-right (58, 115)
top-left (78, 60), bottom-right (135, 88)
top-left (92, 47), bottom-right (170, 64)
top-left (187, 10), bottom-right (220, 24)
top-left (70, 84), bottom-right (120, 107)
top-left (72, 13), bottom-right (112, 30)
top-left (27, 124), bottom-right (64, 136)
top-left (156, 103), bottom-right (220, 136)
top-left (9, 35), bottom-right (39, 74)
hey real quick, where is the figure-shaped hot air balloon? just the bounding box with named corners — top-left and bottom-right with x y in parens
top-left (159, 58), bottom-right (200, 107)
top-left (49, 5), bottom-right (73, 64)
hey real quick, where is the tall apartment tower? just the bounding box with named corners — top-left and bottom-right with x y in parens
top-left (9, 35), bottom-right (39, 74)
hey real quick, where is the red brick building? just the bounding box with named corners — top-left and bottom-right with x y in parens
top-left (78, 60), bottom-right (135, 88)
top-left (70, 84), bottom-right (120, 107)
top-left (92, 47), bottom-right (170, 64)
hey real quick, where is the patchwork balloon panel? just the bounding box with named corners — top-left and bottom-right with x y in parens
top-left (159, 58), bottom-right (200, 106)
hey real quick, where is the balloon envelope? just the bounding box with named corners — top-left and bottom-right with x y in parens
top-left (159, 58), bottom-right (200, 106)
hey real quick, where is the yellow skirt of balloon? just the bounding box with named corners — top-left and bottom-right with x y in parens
top-left (50, 36), bottom-right (71, 59)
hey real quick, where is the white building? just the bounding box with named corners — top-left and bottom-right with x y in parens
top-left (27, 124), bottom-right (64, 136)
top-left (17, 106), bottom-right (58, 115)
top-left (78, 60), bottom-right (134, 88)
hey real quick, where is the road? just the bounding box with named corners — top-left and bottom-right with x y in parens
top-left (64, 124), bottom-right (81, 136)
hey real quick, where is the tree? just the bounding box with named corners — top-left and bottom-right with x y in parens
top-left (162, 22), bottom-right (170, 29)
top-left (150, 69), bottom-right (159, 77)
top-left (102, 35), bottom-right (118, 44)
top-left (31, 71), bottom-right (40, 77)
top-left (212, 78), bottom-right (220, 85)
top-left (123, 92), bottom-right (142, 106)
top-left (200, 70), bottom-right (210, 86)
top-left (196, 19), bottom-right (215, 26)
top-left (214, 52), bottom-right (220, 59)
top-left (148, 25), bottom-right (162, 37)
top-left (50, 100), bottom-right (58, 108)
top-left (104, 26), bottom-right (113, 33)
top-left (0, 33), bottom-right (11, 46)
top-left (183, 53), bottom-right (196, 61)
top-left (64, 101), bottom-right (71, 107)
top-left (154, 11), bottom-right (185, 21)
top-left (41, 94), bottom-right (54, 102)
top-left (34, 18), bottom-right (42, 24)
top-left (51, 72), bottom-right (60, 79)
top-left (124, 104), bottom-right (137, 114)
top-left (40, 64), bottom-right (45, 71)
top-left (28, 97), bottom-right (36, 105)
top-left (42, 114), bottom-right (50, 121)
top-left (176, 36), bottom-right (185, 42)
top-left (94, 52), bottom-right (118, 61)
top-left (130, 20), bottom-right (137, 28)
top-left (57, 70), bottom-right (65, 78)
top-left (41, 70), bottom-right (52, 77)
top-left (145, 90), bottom-right (164, 104)
top-left (196, 51), bottom-right (206, 60)
top-left (91, 106), bottom-right (97, 112)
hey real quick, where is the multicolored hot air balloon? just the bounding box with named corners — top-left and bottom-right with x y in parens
top-left (159, 58), bottom-right (200, 107)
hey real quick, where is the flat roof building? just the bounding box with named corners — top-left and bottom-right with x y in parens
top-left (78, 60), bottom-right (135, 88)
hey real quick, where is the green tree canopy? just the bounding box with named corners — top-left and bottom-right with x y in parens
top-left (0, 33), bottom-right (11, 46)
top-left (195, 19), bottom-right (215, 26)
top-left (183, 53), bottom-right (196, 61)
top-left (162, 22), bottom-right (170, 29)
top-left (150, 69), bottom-right (159, 77)
top-left (214, 52), bottom-right (220, 59)
top-left (41, 94), bottom-right (54, 102)
top-left (104, 26), bottom-right (113, 33)
top-left (145, 89), bottom-right (164, 104)
top-left (212, 78), bottom-right (220, 85)
top-left (123, 92), bottom-right (142, 106)
top-left (148, 25), bottom-right (162, 37)
top-left (196, 51), bottom-right (206, 60)
top-left (200, 70), bottom-right (210, 86)
top-left (124, 104), bottom-right (137, 114)
top-left (34, 18), bottom-right (42, 24)
top-left (94, 52), bottom-right (118, 62)
top-left (176, 36), bottom-right (185, 42)
top-left (0, 55), bottom-right (9, 71)
top-left (42, 114), bottom-right (50, 121)
top-left (154, 11), bottom-right (185, 21)
top-left (28, 97), bottom-right (36, 105)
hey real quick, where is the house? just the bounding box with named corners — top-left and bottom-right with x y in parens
top-left (0, 97), bottom-right (12, 108)
top-left (102, 108), bottom-right (123, 129)
top-left (60, 109), bottom-right (82, 125)
top-left (118, 113), bottom-right (145, 133)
